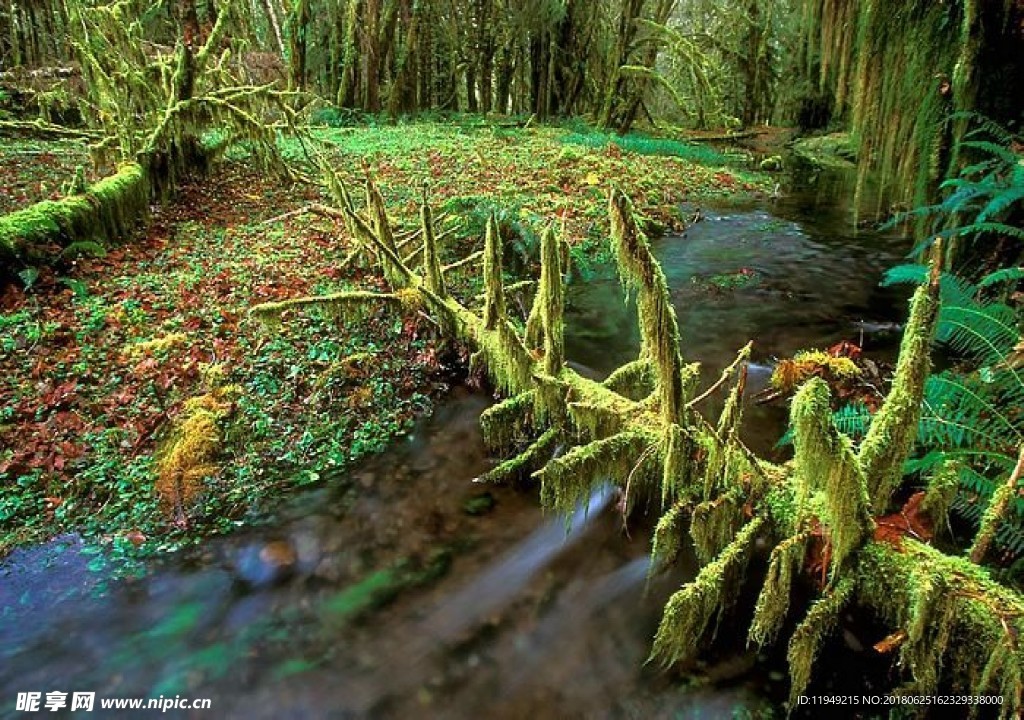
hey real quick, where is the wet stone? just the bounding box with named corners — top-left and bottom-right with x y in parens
top-left (235, 540), bottom-right (298, 588)
top-left (462, 491), bottom-right (496, 517)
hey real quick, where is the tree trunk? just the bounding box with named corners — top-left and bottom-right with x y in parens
top-left (337, 0), bottom-right (361, 107)
top-left (288, 0), bottom-right (309, 91)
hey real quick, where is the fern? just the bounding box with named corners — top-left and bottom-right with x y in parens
top-left (977, 267), bottom-right (1024, 288)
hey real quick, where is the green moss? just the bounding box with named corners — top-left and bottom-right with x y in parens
top-left (690, 491), bottom-right (744, 564)
top-left (482, 213), bottom-right (506, 331)
top-left (421, 189), bottom-right (446, 297)
top-left (249, 291), bottom-right (403, 330)
top-left (969, 476), bottom-right (1018, 565)
top-left (650, 517), bottom-right (764, 667)
top-left (921, 460), bottom-right (959, 530)
top-left (786, 576), bottom-right (854, 706)
top-left (469, 319), bottom-right (535, 396)
top-left (0, 162), bottom-right (148, 264)
top-left (535, 429), bottom-right (653, 515)
top-left (609, 188), bottom-right (687, 426)
top-left (859, 281), bottom-right (940, 510)
top-left (652, 502), bottom-right (687, 569)
top-left (479, 391), bottom-right (536, 453)
top-left (855, 541), bottom-right (1024, 718)
top-left (769, 350), bottom-right (861, 393)
top-left (749, 531), bottom-right (811, 647)
top-left (476, 426), bottom-right (559, 484)
top-left (791, 378), bottom-right (874, 576)
top-left (602, 359), bottom-right (654, 399)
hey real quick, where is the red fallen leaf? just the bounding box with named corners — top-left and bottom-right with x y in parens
top-left (124, 530), bottom-right (147, 547)
top-left (874, 629), bottom-right (907, 654)
top-left (873, 491), bottom-right (933, 548)
top-left (804, 523), bottom-right (831, 589)
top-left (44, 496), bottom-right (62, 509)
top-left (828, 340), bottom-right (862, 359)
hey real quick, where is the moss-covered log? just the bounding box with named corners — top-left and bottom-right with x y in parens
top-left (0, 162), bottom-right (148, 271)
top-left (251, 178), bottom-right (1024, 716)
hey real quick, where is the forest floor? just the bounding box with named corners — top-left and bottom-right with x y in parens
top-left (0, 121), bottom-right (771, 564)
top-left (0, 135), bottom-right (98, 214)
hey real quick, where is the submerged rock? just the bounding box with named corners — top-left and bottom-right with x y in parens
top-left (463, 492), bottom-right (496, 516)
top-left (234, 539), bottom-right (298, 588)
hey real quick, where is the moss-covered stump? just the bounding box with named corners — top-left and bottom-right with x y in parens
top-left (0, 162), bottom-right (148, 271)
top-left (252, 178), bottom-right (1024, 717)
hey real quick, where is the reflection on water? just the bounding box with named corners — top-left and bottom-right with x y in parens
top-left (566, 197), bottom-right (908, 454)
top-left (1, 176), bottom-right (910, 718)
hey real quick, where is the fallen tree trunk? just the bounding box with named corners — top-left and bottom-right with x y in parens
top-left (251, 179), bottom-right (1024, 716)
top-left (0, 162), bottom-right (148, 271)
top-left (0, 135), bottom-right (227, 277)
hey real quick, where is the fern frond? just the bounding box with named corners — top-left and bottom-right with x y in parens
top-left (959, 140), bottom-right (1022, 167)
top-left (978, 185), bottom-right (1024, 224)
top-left (947, 112), bottom-right (1015, 143)
top-left (940, 222), bottom-right (1024, 242)
top-left (832, 402), bottom-right (872, 440)
top-left (978, 267), bottom-right (1024, 288)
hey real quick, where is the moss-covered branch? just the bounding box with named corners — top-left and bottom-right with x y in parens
top-left (859, 264), bottom-right (941, 510)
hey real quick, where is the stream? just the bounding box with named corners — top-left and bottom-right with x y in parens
top-left (1, 166), bottom-right (911, 719)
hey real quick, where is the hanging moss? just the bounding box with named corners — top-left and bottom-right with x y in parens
top-left (650, 517), bottom-right (765, 667)
top-left (859, 275), bottom-right (940, 510)
top-left (801, 0), bottom-right (1015, 211)
top-left (567, 400), bottom-right (625, 442)
top-left (791, 378), bottom-right (874, 575)
top-left (855, 541), bottom-right (1024, 718)
top-left (979, 638), bottom-right (1023, 719)
top-left (252, 180), bottom-right (1024, 711)
top-left (470, 319), bottom-right (535, 396)
top-left (479, 391), bottom-right (536, 453)
top-left (602, 359), bottom-right (655, 399)
top-left (787, 576), bottom-right (854, 706)
top-left (702, 362), bottom-right (749, 501)
top-left (659, 423), bottom-right (689, 508)
top-left (901, 564), bottom-right (956, 696)
top-left (749, 532), bottom-right (812, 647)
top-left (690, 491), bottom-right (744, 565)
top-left (535, 430), bottom-right (653, 515)
top-left (476, 426), bottom-right (560, 484)
top-left (652, 502), bottom-right (687, 570)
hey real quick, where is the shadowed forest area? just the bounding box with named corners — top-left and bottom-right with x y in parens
top-left (1, 1), bottom-right (1023, 718)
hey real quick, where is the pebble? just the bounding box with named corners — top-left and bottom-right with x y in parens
top-left (234, 539), bottom-right (297, 588)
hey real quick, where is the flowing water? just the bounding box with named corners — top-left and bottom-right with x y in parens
top-left (0, 167), bottom-right (911, 719)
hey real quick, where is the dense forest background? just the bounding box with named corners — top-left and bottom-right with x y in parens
top-left (2, 0), bottom-right (1022, 202)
